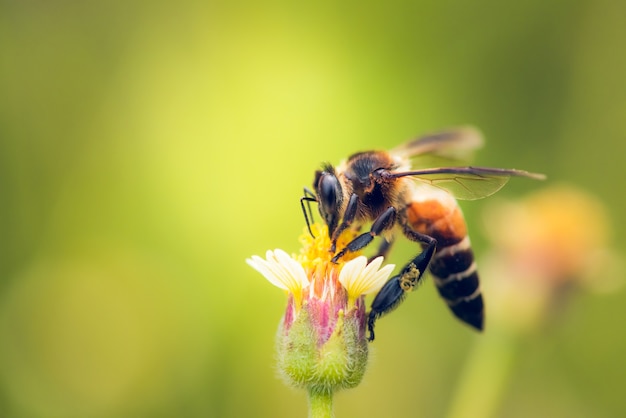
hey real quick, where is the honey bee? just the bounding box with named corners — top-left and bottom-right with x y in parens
top-left (301, 127), bottom-right (545, 341)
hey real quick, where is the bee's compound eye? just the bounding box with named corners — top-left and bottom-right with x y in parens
top-left (319, 173), bottom-right (340, 214)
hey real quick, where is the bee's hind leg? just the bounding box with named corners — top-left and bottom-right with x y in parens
top-left (367, 227), bottom-right (437, 341)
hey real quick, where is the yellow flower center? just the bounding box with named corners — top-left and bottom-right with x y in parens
top-left (296, 224), bottom-right (361, 270)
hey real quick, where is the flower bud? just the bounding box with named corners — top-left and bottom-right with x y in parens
top-left (247, 225), bottom-right (394, 393)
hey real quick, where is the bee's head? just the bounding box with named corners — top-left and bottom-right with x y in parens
top-left (314, 164), bottom-right (344, 236)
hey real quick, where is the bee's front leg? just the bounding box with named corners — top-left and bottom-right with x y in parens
top-left (331, 206), bottom-right (396, 264)
top-left (330, 193), bottom-right (359, 253)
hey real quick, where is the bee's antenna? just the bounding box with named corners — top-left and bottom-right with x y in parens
top-left (300, 187), bottom-right (317, 238)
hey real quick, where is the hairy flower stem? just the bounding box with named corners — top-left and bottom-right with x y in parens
top-left (308, 387), bottom-right (335, 418)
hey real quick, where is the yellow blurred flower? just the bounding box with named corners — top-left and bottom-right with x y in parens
top-left (446, 185), bottom-right (622, 418)
top-left (481, 184), bottom-right (621, 331)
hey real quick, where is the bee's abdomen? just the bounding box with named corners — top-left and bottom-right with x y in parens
top-left (406, 195), bottom-right (484, 330)
top-left (429, 237), bottom-right (483, 330)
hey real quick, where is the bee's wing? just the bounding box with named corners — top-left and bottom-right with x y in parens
top-left (387, 167), bottom-right (546, 200)
top-left (390, 126), bottom-right (484, 165)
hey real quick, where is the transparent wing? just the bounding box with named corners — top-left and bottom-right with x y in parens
top-left (390, 126), bottom-right (484, 168)
top-left (387, 167), bottom-right (546, 200)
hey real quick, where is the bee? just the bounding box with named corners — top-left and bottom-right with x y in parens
top-left (300, 127), bottom-right (545, 341)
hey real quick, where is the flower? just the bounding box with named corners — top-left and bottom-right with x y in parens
top-left (445, 185), bottom-right (622, 418)
top-left (480, 184), bottom-right (621, 332)
top-left (246, 224), bottom-right (394, 395)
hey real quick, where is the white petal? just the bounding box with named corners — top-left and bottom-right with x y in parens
top-left (246, 249), bottom-right (309, 293)
top-left (361, 256), bottom-right (385, 279)
top-left (274, 249), bottom-right (310, 288)
top-left (368, 263), bottom-right (395, 294)
top-left (339, 256), bottom-right (394, 297)
top-left (338, 256), bottom-right (367, 290)
top-left (246, 255), bottom-right (289, 290)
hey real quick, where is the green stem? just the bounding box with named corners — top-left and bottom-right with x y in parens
top-left (308, 387), bottom-right (335, 418)
top-left (444, 329), bottom-right (518, 418)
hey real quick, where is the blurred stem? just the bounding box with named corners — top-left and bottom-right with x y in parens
top-left (308, 387), bottom-right (334, 418)
top-left (445, 329), bottom-right (519, 418)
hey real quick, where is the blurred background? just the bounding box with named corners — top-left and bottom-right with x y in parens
top-left (1, 1), bottom-right (625, 417)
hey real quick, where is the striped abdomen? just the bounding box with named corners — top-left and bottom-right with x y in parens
top-left (405, 191), bottom-right (484, 330)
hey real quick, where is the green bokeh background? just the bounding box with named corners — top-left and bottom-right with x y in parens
top-left (1, 1), bottom-right (625, 417)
